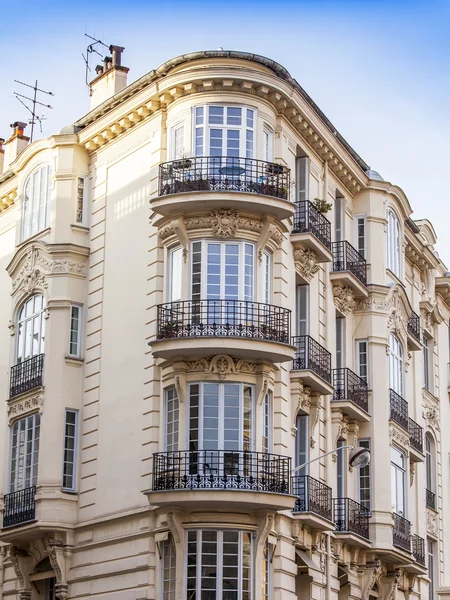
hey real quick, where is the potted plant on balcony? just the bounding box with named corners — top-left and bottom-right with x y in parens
top-left (172, 158), bottom-right (193, 170)
top-left (265, 162), bottom-right (285, 176)
top-left (312, 198), bottom-right (332, 214)
top-left (158, 320), bottom-right (181, 339)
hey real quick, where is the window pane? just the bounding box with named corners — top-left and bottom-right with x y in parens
top-left (22, 166), bottom-right (50, 241)
top-left (227, 107), bottom-right (242, 126)
top-left (209, 106), bottom-right (224, 125)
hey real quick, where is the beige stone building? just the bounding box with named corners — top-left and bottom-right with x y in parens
top-left (0, 47), bottom-right (449, 600)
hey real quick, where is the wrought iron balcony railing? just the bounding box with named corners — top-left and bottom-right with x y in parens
top-left (159, 156), bottom-right (290, 200)
top-left (292, 475), bottom-right (332, 521)
top-left (292, 335), bottom-right (332, 384)
top-left (334, 497), bottom-right (370, 539)
top-left (412, 534), bottom-right (426, 565)
top-left (332, 241), bottom-right (367, 286)
top-left (3, 486), bottom-right (36, 528)
top-left (426, 489), bottom-right (436, 510)
top-left (152, 450), bottom-right (291, 494)
top-left (292, 201), bottom-right (332, 250)
top-left (389, 389), bottom-right (409, 431)
top-left (10, 354), bottom-right (44, 399)
top-left (157, 300), bottom-right (290, 344)
top-left (407, 311), bottom-right (421, 342)
top-left (408, 417), bottom-right (423, 453)
top-left (332, 368), bottom-right (369, 412)
top-left (393, 512), bottom-right (411, 552)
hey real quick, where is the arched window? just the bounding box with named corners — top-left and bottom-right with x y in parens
top-left (16, 294), bottom-right (46, 363)
top-left (389, 333), bottom-right (404, 396)
top-left (425, 433), bottom-right (436, 509)
top-left (21, 165), bottom-right (51, 241)
top-left (387, 209), bottom-right (401, 277)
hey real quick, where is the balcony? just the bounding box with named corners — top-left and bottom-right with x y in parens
top-left (291, 201), bottom-right (332, 262)
top-left (10, 354), bottom-right (44, 398)
top-left (334, 498), bottom-right (371, 546)
top-left (291, 335), bottom-right (333, 395)
top-left (330, 241), bottom-right (368, 298)
top-left (407, 311), bottom-right (421, 351)
top-left (412, 534), bottom-right (425, 566)
top-left (152, 157), bottom-right (295, 221)
top-left (408, 417), bottom-right (424, 461)
top-left (332, 368), bottom-right (369, 421)
top-left (426, 489), bottom-right (436, 510)
top-left (147, 450), bottom-right (295, 511)
top-left (392, 513), bottom-right (411, 552)
top-left (151, 299), bottom-right (294, 363)
top-left (3, 487), bottom-right (36, 528)
top-left (389, 389), bottom-right (408, 431)
top-left (292, 475), bottom-right (334, 529)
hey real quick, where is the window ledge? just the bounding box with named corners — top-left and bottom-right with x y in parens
top-left (65, 356), bottom-right (84, 367)
top-left (386, 269), bottom-right (405, 287)
top-left (61, 489), bottom-right (78, 495)
top-left (16, 227), bottom-right (51, 249)
top-left (71, 224), bottom-right (89, 235)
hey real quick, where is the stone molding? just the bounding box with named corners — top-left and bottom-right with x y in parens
top-left (8, 393), bottom-right (44, 421)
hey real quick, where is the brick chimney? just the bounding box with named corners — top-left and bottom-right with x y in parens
top-left (89, 45), bottom-right (129, 110)
top-left (3, 122), bottom-right (30, 171)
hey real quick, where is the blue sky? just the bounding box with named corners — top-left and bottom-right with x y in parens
top-left (1, 0), bottom-right (449, 263)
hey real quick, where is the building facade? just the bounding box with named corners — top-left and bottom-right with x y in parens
top-left (0, 48), bottom-right (449, 600)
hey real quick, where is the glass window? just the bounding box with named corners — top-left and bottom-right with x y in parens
top-left (10, 413), bottom-right (40, 492)
top-left (425, 433), bottom-right (435, 494)
top-left (336, 317), bottom-right (345, 370)
top-left (387, 209), bottom-right (401, 277)
top-left (262, 539), bottom-right (271, 600)
top-left (335, 196), bottom-right (344, 242)
top-left (356, 340), bottom-right (369, 384)
top-left (21, 165), bottom-right (51, 241)
top-left (355, 215), bottom-right (366, 259)
top-left (68, 305), bottom-right (82, 358)
top-left (391, 446), bottom-right (406, 515)
top-left (423, 335), bottom-right (432, 391)
top-left (358, 439), bottom-right (371, 511)
top-left (337, 439), bottom-right (345, 499)
top-left (173, 125), bottom-right (184, 159)
top-left (296, 285), bottom-right (309, 336)
top-left (263, 128), bottom-right (274, 162)
top-left (261, 251), bottom-right (271, 305)
top-left (194, 105), bottom-right (255, 158)
top-left (428, 539), bottom-right (436, 600)
top-left (62, 410), bottom-right (78, 491)
top-left (389, 334), bottom-right (404, 396)
top-left (295, 414), bottom-right (308, 476)
top-left (46, 578), bottom-right (57, 600)
top-left (169, 247), bottom-right (183, 302)
top-left (262, 391), bottom-right (272, 454)
top-left (162, 535), bottom-right (176, 600)
top-left (187, 530), bottom-right (252, 600)
top-left (76, 177), bottom-right (86, 224)
top-left (295, 156), bottom-right (308, 203)
top-left (165, 387), bottom-right (179, 453)
top-left (16, 295), bottom-right (46, 363)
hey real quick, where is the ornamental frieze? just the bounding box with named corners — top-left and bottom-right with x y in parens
top-left (186, 354), bottom-right (258, 380)
top-left (8, 394), bottom-right (44, 420)
top-left (184, 209), bottom-right (263, 237)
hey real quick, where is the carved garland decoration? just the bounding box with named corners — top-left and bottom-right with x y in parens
top-left (332, 284), bottom-right (356, 315)
top-left (293, 248), bottom-right (319, 282)
top-left (186, 354), bottom-right (258, 380)
top-left (184, 210), bottom-right (264, 237)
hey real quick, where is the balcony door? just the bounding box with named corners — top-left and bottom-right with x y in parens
top-left (391, 446), bottom-right (406, 516)
top-left (16, 294), bottom-right (46, 364)
top-left (188, 383), bottom-right (254, 479)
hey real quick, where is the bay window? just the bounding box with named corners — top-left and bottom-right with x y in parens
top-left (172, 125), bottom-right (184, 160)
top-left (187, 530), bottom-right (252, 600)
top-left (194, 105), bottom-right (255, 158)
top-left (263, 127), bottom-right (274, 162)
top-left (358, 439), bottom-right (371, 511)
top-left (10, 413), bottom-right (40, 492)
top-left (387, 209), bottom-right (401, 277)
top-left (16, 294), bottom-right (46, 364)
top-left (21, 165), bottom-right (51, 241)
top-left (356, 339), bottom-right (369, 384)
top-left (391, 446), bottom-right (406, 516)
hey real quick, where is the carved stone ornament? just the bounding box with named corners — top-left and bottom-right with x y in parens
top-left (423, 402), bottom-right (440, 432)
top-left (184, 210), bottom-right (263, 236)
top-left (390, 424), bottom-right (410, 448)
top-left (43, 538), bottom-right (71, 599)
top-left (10, 546), bottom-right (32, 599)
top-left (427, 509), bottom-right (438, 537)
top-left (362, 560), bottom-right (383, 600)
top-left (158, 224), bottom-right (175, 240)
top-left (387, 290), bottom-right (408, 340)
top-left (293, 248), bottom-right (319, 282)
top-left (8, 394), bottom-right (43, 419)
top-left (332, 284), bottom-right (356, 315)
top-left (186, 354), bottom-right (258, 380)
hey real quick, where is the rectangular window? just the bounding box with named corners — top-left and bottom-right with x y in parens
top-left (296, 285), bottom-right (309, 336)
top-left (76, 177), bottom-right (86, 224)
top-left (68, 305), bottom-right (82, 358)
top-left (169, 247), bottom-right (183, 302)
top-left (423, 335), bottom-right (432, 391)
top-left (263, 128), bottom-right (274, 162)
top-left (261, 251), bottom-right (271, 305)
top-left (335, 196), bottom-right (344, 242)
top-left (358, 439), bottom-right (371, 511)
top-left (194, 105), bottom-right (255, 158)
top-left (428, 539), bottom-right (436, 600)
top-left (295, 414), bottom-right (309, 476)
top-left (295, 156), bottom-right (308, 203)
top-left (195, 107), bottom-right (204, 156)
top-left (262, 539), bottom-right (271, 600)
top-left (173, 125), bottom-right (184, 159)
top-left (10, 413), bottom-right (40, 492)
top-left (187, 530), bottom-right (252, 599)
top-left (391, 446), bottom-right (406, 515)
top-left (162, 536), bottom-right (176, 600)
top-left (262, 391), bottom-right (272, 454)
top-left (356, 340), bottom-right (369, 384)
top-left (337, 439), bottom-right (345, 499)
top-left (355, 215), bottom-right (366, 259)
top-left (336, 317), bottom-right (345, 369)
top-left (165, 387), bottom-right (179, 453)
top-left (62, 410), bottom-right (78, 491)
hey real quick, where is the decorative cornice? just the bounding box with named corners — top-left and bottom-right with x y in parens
top-left (184, 210), bottom-right (263, 237)
top-left (332, 283), bottom-right (356, 315)
top-left (8, 394), bottom-right (44, 420)
top-left (186, 354), bottom-right (258, 380)
top-left (293, 248), bottom-right (319, 282)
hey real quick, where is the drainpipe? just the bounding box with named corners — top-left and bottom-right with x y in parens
top-left (0, 546), bottom-right (5, 599)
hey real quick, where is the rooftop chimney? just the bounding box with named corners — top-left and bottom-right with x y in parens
top-left (89, 44), bottom-right (129, 110)
top-left (3, 122), bottom-right (30, 172)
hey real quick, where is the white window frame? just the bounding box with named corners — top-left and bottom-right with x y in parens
top-left (355, 214), bottom-right (366, 259)
top-left (193, 104), bottom-right (255, 158)
top-left (261, 250), bottom-right (271, 305)
top-left (295, 156), bottom-right (309, 203)
top-left (171, 123), bottom-right (185, 160)
top-left (21, 164), bottom-right (51, 242)
top-left (168, 246), bottom-right (183, 302)
top-left (389, 333), bottom-right (404, 396)
top-left (262, 391), bottom-right (272, 454)
top-left (68, 304), bottom-right (82, 358)
top-left (296, 284), bottom-right (309, 336)
top-left (336, 316), bottom-right (345, 370)
top-left (337, 438), bottom-right (346, 499)
top-left (358, 439), bottom-right (371, 512)
top-left (425, 433), bottom-right (435, 495)
top-left (295, 413), bottom-right (309, 476)
top-left (422, 334), bottom-right (433, 392)
top-left (16, 294), bottom-right (46, 364)
top-left (164, 387), bottom-right (179, 453)
top-left (387, 208), bottom-right (401, 277)
top-left (356, 339), bottom-right (369, 384)
top-left (335, 195), bottom-right (344, 242)
top-left (263, 126), bottom-right (274, 162)
top-left (190, 240), bottom-right (255, 302)
top-left (62, 409), bottom-right (78, 492)
top-left (391, 445), bottom-right (407, 516)
top-left (186, 529), bottom-right (253, 599)
top-left (161, 534), bottom-right (176, 600)
top-left (75, 176), bottom-right (88, 225)
top-left (428, 539), bottom-right (436, 600)
top-left (262, 538), bottom-right (272, 600)
top-left (9, 413), bottom-right (40, 492)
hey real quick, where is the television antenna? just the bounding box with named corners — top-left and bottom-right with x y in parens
top-left (14, 80), bottom-right (54, 142)
top-left (82, 33), bottom-right (110, 86)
